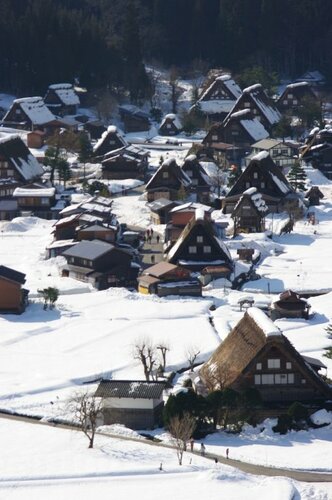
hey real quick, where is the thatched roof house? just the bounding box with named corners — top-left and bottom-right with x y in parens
top-left (223, 151), bottom-right (295, 214)
top-left (145, 158), bottom-right (191, 202)
top-left (270, 290), bottom-right (310, 320)
top-left (199, 307), bottom-right (331, 403)
top-left (231, 187), bottom-right (268, 235)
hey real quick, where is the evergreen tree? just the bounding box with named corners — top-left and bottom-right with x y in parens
top-left (287, 160), bottom-right (307, 192)
top-left (325, 323), bottom-right (332, 339)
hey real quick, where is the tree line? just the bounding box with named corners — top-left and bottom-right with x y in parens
top-left (1, 0), bottom-right (332, 99)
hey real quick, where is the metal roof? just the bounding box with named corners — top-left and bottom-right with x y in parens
top-left (0, 265), bottom-right (26, 284)
top-left (62, 240), bottom-right (114, 260)
top-left (95, 380), bottom-right (168, 399)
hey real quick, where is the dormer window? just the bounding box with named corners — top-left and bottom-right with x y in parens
top-left (196, 236), bottom-right (203, 243)
top-left (253, 172), bottom-right (258, 179)
top-left (162, 171), bottom-right (169, 179)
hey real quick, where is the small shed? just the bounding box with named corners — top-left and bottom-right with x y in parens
top-left (138, 261), bottom-right (201, 297)
top-left (159, 114), bottom-right (182, 136)
top-left (95, 380), bottom-right (168, 430)
top-left (0, 265), bottom-right (28, 314)
top-left (270, 290), bottom-right (311, 320)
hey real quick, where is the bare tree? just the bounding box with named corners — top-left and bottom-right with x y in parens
top-left (168, 412), bottom-right (196, 465)
top-left (67, 390), bottom-right (103, 449)
top-left (133, 338), bottom-right (157, 381)
top-left (156, 341), bottom-right (170, 372)
top-left (202, 362), bottom-right (233, 392)
top-left (185, 345), bottom-right (201, 372)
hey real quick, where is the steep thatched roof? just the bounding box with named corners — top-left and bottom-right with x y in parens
top-left (226, 151), bottom-right (292, 198)
top-left (200, 307), bottom-right (331, 397)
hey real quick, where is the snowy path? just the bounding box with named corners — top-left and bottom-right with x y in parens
top-left (1, 411), bottom-right (331, 483)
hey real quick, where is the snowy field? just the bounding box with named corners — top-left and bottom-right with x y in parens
top-left (0, 418), bottom-right (330, 500)
top-left (0, 160), bottom-right (332, 482)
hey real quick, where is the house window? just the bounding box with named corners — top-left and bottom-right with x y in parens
top-left (262, 374), bottom-right (274, 384)
top-left (166, 124), bottom-right (172, 129)
top-left (196, 236), bottom-right (203, 243)
top-left (245, 182), bottom-right (250, 188)
top-left (286, 362), bottom-right (292, 369)
top-left (268, 359), bottom-right (280, 369)
top-left (288, 373), bottom-right (294, 384)
top-left (256, 362), bottom-right (262, 370)
top-left (189, 246), bottom-right (197, 254)
top-left (7, 169), bottom-right (14, 176)
top-left (186, 170), bottom-right (193, 177)
top-left (41, 197), bottom-right (49, 205)
top-left (301, 379), bottom-right (306, 384)
top-left (244, 102), bottom-right (250, 108)
top-left (293, 99), bottom-right (297, 105)
top-left (162, 171), bottom-right (169, 179)
top-left (288, 93), bottom-right (293, 99)
top-left (275, 373), bottom-right (287, 384)
top-left (253, 172), bottom-right (258, 179)
top-left (70, 257), bottom-right (75, 264)
top-left (212, 135), bottom-right (218, 141)
top-left (254, 374), bottom-right (261, 384)
top-left (82, 259), bottom-right (88, 266)
top-left (232, 130), bottom-right (239, 136)
top-left (260, 181), bottom-right (265, 188)
top-left (203, 245), bottom-right (211, 253)
top-left (192, 178), bottom-right (198, 185)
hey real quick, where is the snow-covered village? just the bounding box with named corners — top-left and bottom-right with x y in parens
top-left (0, 1), bottom-right (332, 499)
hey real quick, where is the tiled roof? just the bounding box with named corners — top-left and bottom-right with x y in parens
top-left (95, 380), bottom-right (168, 399)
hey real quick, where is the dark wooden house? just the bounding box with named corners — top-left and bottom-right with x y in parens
top-left (13, 185), bottom-right (56, 218)
top-left (53, 213), bottom-right (80, 240)
top-left (95, 380), bottom-right (168, 430)
top-left (305, 186), bottom-right (324, 206)
top-left (0, 178), bottom-right (20, 199)
top-left (62, 239), bottom-right (137, 290)
top-left (145, 158), bottom-right (191, 202)
top-left (2, 97), bottom-right (57, 132)
top-left (76, 221), bottom-right (117, 243)
top-left (301, 141), bottom-right (332, 180)
top-left (200, 307), bottom-right (331, 406)
top-left (194, 74), bottom-right (242, 123)
top-left (277, 82), bottom-right (319, 113)
top-left (84, 120), bottom-right (107, 141)
top-left (203, 109), bottom-right (269, 154)
top-left (181, 154), bottom-right (212, 203)
top-left (223, 151), bottom-right (295, 215)
top-left (101, 145), bottom-right (148, 180)
top-left (119, 105), bottom-right (150, 133)
top-left (44, 83), bottom-right (80, 116)
top-left (93, 126), bottom-right (128, 158)
top-left (165, 202), bottom-right (214, 246)
top-left (146, 198), bottom-right (180, 225)
top-left (0, 135), bottom-right (44, 184)
top-left (0, 265), bottom-right (28, 314)
top-left (138, 261), bottom-right (201, 297)
top-left (270, 290), bottom-right (310, 320)
top-left (166, 210), bottom-right (233, 273)
top-left (226, 84), bottom-right (281, 133)
top-left (231, 187), bottom-right (268, 235)
top-left (159, 114), bottom-right (182, 136)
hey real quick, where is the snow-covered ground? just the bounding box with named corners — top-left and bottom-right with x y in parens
top-left (0, 418), bottom-right (329, 500)
top-left (0, 144), bottom-right (332, 492)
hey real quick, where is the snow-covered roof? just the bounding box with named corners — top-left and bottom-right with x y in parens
top-left (243, 84), bottom-right (262, 94)
top-left (240, 118), bottom-right (269, 141)
top-left (13, 187), bottom-right (55, 198)
top-left (247, 307), bottom-right (282, 337)
top-left (286, 81), bottom-right (309, 89)
top-left (13, 97), bottom-right (56, 125)
top-left (0, 135), bottom-right (44, 181)
top-left (48, 83), bottom-right (80, 106)
top-left (160, 114), bottom-right (182, 129)
top-left (242, 188), bottom-right (268, 213)
top-left (251, 150), bottom-right (270, 161)
top-left (93, 125), bottom-right (127, 153)
top-left (222, 77), bottom-right (242, 99)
